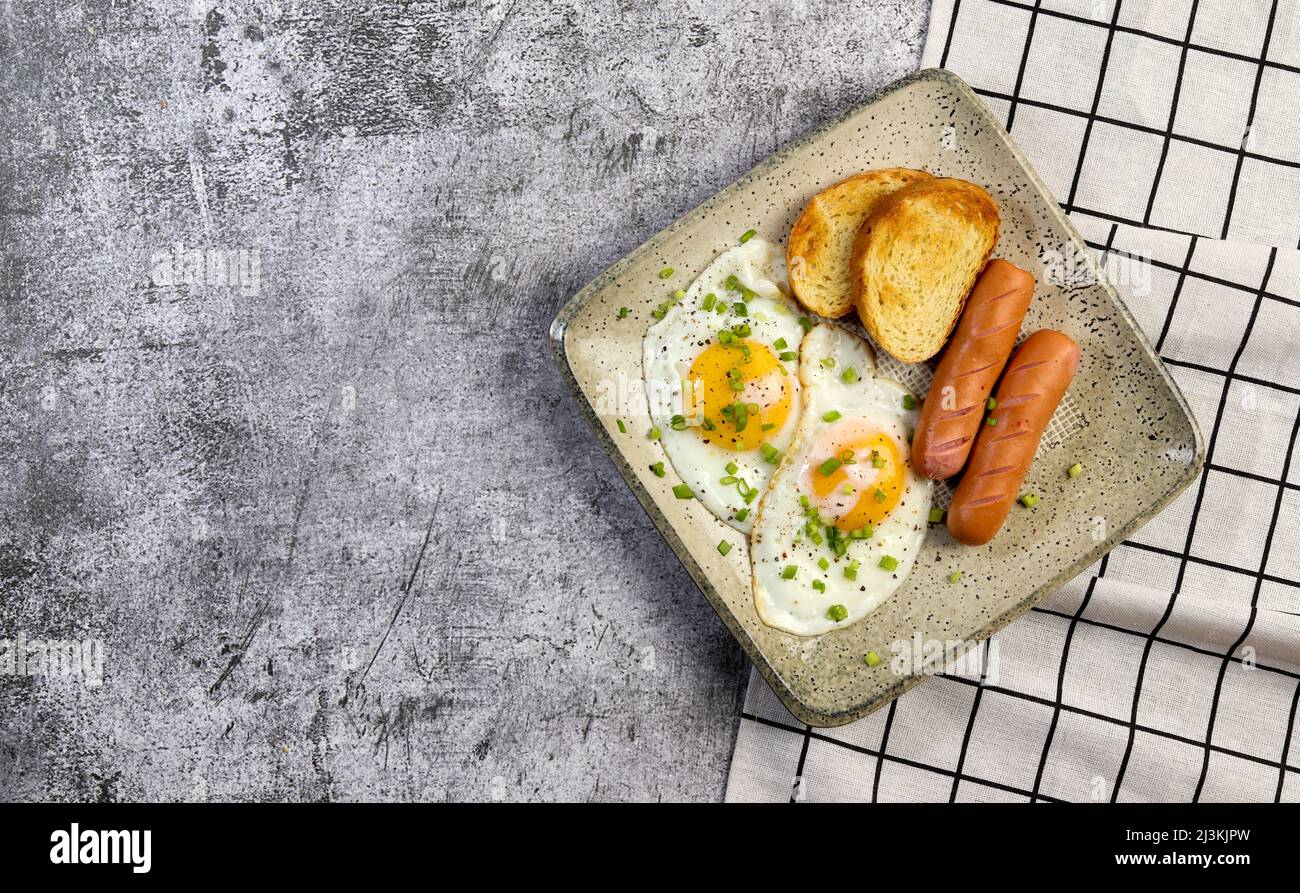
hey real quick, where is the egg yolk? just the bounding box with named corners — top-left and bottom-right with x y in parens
top-left (685, 339), bottom-right (793, 452)
top-left (809, 428), bottom-right (905, 530)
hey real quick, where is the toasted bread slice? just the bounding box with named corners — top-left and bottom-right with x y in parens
top-left (851, 177), bottom-right (999, 363)
top-left (786, 168), bottom-right (933, 318)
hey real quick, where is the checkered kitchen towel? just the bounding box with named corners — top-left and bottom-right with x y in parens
top-left (726, 0), bottom-right (1300, 802)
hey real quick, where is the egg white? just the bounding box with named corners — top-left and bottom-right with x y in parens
top-left (643, 238), bottom-right (806, 533)
top-left (751, 324), bottom-right (932, 636)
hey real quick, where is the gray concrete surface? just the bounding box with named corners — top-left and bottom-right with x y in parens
top-left (0, 0), bottom-right (927, 801)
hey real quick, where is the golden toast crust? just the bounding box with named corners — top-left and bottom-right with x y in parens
top-left (786, 168), bottom-right (932, 318)
top-left (851, 177), bottom-right (1000, 363)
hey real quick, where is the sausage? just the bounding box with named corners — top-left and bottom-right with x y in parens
top-left (946, 330), bottom-right (1081, 546)
top-left (911, 259), bottom-right (1035, 480)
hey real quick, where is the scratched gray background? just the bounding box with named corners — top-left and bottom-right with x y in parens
top-left (0, 0), bottom-right (927, 801)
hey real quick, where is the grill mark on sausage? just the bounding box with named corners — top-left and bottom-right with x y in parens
top-left (953, 359), bottom-right (999, 380)
top-left (992, 393), bottom-right (1040, 409)
top-left (937, 405), bottom-right (979, 421)
top-left (989, 428), bottom-right (1029, 445)
top-left (962, 494), bottom-right (1006, 509)
top-left (1006, 358), bottom-right (1049, 375)
top-left (969, 317), bottom-right (1020, 340)
top-left (976, 464), bottom-right (1016, 479)
top-left (974, 287), bottom-right (1020, 307)
top-left (929, 435), bottom-right (973, 453)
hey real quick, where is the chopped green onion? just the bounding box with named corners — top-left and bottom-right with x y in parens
top-left (727, 367), bottom-right (744, 392)
top-left (649, 426), bottom-right (661, 440)
top-left (650, 462), bottom-right (666, 478)
top-left (818, 457), bottom-right (842, 476)
top-left (779, 351), bottom-right (798, 362)
top-left (812, 579), bottom-right (826, 593)
top-left (878, 554), bottom-right (899, 572)
top-left (773, 337), bottom-right (788, 350)
top-left (928, 508), bottom-right (945, 524)
top-left (798, 316), bottom-right (812, 333)
top-left (739, 229), bottom-right (757, 243)
top-left (799, 494), bottom-right (811, 509)
top-left (725, 274), bottom-right (740, 290)
top-left (673, 289), bottom-right (685, 301)
top-left (949, 570), bottom-right (963, 584)
top-left (725, 461), bottom-right (739, 474)
top-left (702, 417), bottom-right (716, 431)
top-left (761, 422), bottom-right (775, 431)
top-left (781, 565), bottom-right (798, 580)
top-left (902, 394), bottom-right (917, 410)
top-left (719, 475), bottom-right (738, 485)
top-left (839, 448), bottom-right (856, 464)
top-left (717, 540), bottom-right (732, 556)
top-left (822, 410), bottom-right (842, 423)
top-left (731, 402), bottom-right (749, 432)
top-left (871, 452), bottom-right (886, 469)
top-left (659, 267), bottom-right (674, 279)
top-left (734, 508), bottom-right (749, 522)
top-left (715, 301), bottom-right (727, 315)
top-left (616, 419), bottom-right (626, 433)
top-left (821, 357), bottom-right (836, 369)
top-left (670, 415), bottom-right (688, 431)
top-left (702, 293), bottom-right (716, 311)
top-left (817, 557), bottom-right (830, 571)
top-left (731, 322), bottom-right (752, 338)
top-left (825, 524), bottom-right (847, 558)
top-left (618, 306), bottom-right (629, 319)
top-left (841, 367), bottom-right (860, 384)
top-left (986, 416), bottom-right (998, 426)
top-left (1020, 493), bottom-right (1039, 508)
top-left (651, 309), bottom-right (666, 320)
top-left (850, 525), bottom-right (874, 540)
top-left (732, 302), bottom-right (748, 317)
top-left (987, 396), bottom-right (998, 410)
top-left (1068, 462), bottom-right (1084, 478)
top-left (672, 483), bottom-right (694, 499)
top-left (873, 488), bottom-right (887, 504)
top-left (844, 560), bottom-right (860, 581)
top-left (842, 483), bottom-right (855, 495)
top-left (865, 651), bottom-right (882, 667)
top-left (760, 443), bottom-right (780, 464)
top-left (826, 604), bottom-right (848, 622)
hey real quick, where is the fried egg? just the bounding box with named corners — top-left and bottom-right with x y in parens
top-left (751, 324), bottom-right (932, 636)
top-left (643, 238), bottom-right (806, 533)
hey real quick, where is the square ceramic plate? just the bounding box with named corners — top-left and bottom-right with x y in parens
top-left (548, 69), bottom-right (1204, 727)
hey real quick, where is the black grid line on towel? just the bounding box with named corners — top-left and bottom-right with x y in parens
top-left (1221, 1), bottom-right (1281, 239)
top-left (871, 699), bottom-right (900, 802)
top-left (1003, 0), bottom-right (1043, 134)
top-left (1280, 682), bottom-right (1300, 801)
top-left (1063, 2), bottom-right (1125, 213)
top-left (1142, 0), bottom-right (1200, 227)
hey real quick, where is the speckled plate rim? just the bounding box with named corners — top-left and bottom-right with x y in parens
top-left (548, 68), bottom-right (1206, 728)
